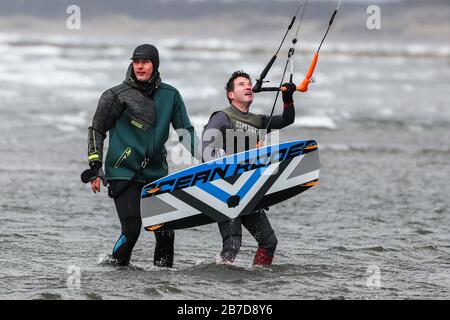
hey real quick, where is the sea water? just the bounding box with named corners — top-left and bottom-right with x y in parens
top-left (0, 32), bottom-right (449, 300)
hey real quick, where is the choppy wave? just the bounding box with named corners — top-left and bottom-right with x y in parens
top-left (177, 85), bottom-right (220, 100)
top-left (38, 111), bottom-right (88, 132)
top-left (320, 143), bottom-right (406, 154)
top-left (1, 33), bottom-right (449, 59)
top-left (160, 38), bottom-right (450, 59)
top-left (0, 68), bottom-right (97, 88)
top-left (294, 115), bottom-right (337, 129)
top-left (324, 42), bottom-right (450, 59)
top-left (352, 115), bottom-right (450, 131)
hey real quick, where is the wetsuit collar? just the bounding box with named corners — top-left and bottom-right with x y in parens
top-left (123, 63), bottom-right (161, 97)
top-left (230, 103), bottom-right (249, 115)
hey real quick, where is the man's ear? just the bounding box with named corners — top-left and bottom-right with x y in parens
top-left (227, 91), bottom-right (234, 102)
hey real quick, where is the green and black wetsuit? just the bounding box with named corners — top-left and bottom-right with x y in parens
top-left (88, 64), bottom-right (198, 267)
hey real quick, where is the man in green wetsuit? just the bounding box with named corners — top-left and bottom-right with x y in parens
top-left (83, 44), bottom-right (199, 267)
top-left (202, 70), bottom-right (296, 266)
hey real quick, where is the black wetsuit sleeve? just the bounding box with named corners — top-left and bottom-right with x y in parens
top-left (87, 89), bottom-right (125, 166)
top-left (202, 111), bottom-right (231, 162)
top-left (171, 90), bottom-right (201, 160)
top-left (261, 104), bottom-right (295, 130)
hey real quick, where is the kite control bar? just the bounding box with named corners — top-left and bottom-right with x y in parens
top-left (258, 52), bottom-right (318, 93)
top-left (255, 0), bottom-right (341, 94)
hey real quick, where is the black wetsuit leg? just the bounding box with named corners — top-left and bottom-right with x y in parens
top-left (153, 230), bottom-right (174, 268)
top-left (241, 209), bottom-right (278, 257)
top-left (110, 180), bottom-right (175, 267)
top-left (110, 180), bottom-right (142, 266)
top-left (218, 218), bottom-right (242, 262)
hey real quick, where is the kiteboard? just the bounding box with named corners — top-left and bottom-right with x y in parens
top-left (141, 139), bottom-right (320, 231)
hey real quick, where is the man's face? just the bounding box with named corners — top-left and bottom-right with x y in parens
top-left (228, 76), bottom-right (254, 106)
top-left (132, 59), bottom-right (153, 82)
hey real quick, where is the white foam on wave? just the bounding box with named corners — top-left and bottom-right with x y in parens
top-left (0, 33), bottom-right (23, 44)
top-left (38, 111), bottom-right (88, 133)
top-left (57, 89), bottom-right (101, 102)
top-left (177, 85), bottom-right (220, 100)
top-left (402, 84), bottom-right (414, 92)
top-left (327, 69), bottom-right (359, 82)
top-left (362, 97), bottom-right (383, 106)
top-left (1, 32), bottom-right (448, 59)
top-left (7, 44), bottom-right (63, 57)
top-left (408, 125), bottom-right (424, 133)
top-left (320, 143), bottom-right (351, 152)
top-left (309, 90), bottom-right (336, 100)
top-left (164, 49), bottom-right (241, 61)
top-left (164, 60), bottom-right (204, 72)
top-left (294, 115), bottom-right (337, 130)
top-left (0, 44), bottom-right (61, 63)
top-left (0, 89), bottom-right (20, 100)
top-left (160, 37), bottom-right (241, 52)
top-left (48, 57), bottom-right (124, 71)
top-left (326, 42), bottom-right (450, 58)
top-left (0, 68), bottom-right (96, 88)
top-left (365, 71), bottom-right (383, 81)
top-left (0, 44), bottom-right (9, 55)
top-left (0, 45), bottom-right (125, 69)
top-left (379, 108), bottom-right (394, 117)
top-left (366, 84), bottom-right (383, 92)
top-left (65, 47), bottom-right (126, 58)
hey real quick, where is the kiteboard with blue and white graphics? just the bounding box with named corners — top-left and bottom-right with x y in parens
top-left (141, 139), bottom-right (320, 231)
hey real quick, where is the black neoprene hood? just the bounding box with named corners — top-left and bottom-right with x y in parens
top-left (130, 44), bottom-right (159, 70)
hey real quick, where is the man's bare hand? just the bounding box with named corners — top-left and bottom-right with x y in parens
top-left (91, 177), bottom-right (101, 193)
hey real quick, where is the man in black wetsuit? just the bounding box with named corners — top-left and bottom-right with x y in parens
top-left (202, 70), bottom-right (296, 266)
top-left (83, 44), bottom-right (199, 267)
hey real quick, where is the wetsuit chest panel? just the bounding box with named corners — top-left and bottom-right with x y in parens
top-left (222, 106), bottom-right (263, 130)
top-left (105, 85), bottom-right (178, 182)
top-left (119, 91), bottom-right (156, 127)
top-left (221, 105), bottom-right (264, 154)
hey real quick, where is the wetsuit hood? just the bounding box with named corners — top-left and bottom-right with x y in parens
top-left (123, 63), bottom-right (161, 97)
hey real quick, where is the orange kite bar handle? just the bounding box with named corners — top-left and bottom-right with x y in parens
top-left (297, 52), bottom-right (319, 92)
top-left (279, 52), bottom-right (319, 93)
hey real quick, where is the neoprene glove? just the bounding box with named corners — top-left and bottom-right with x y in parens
top-left (81, 161), bottom-right (107, 186)
top-left (281, 82), bottom-right (297, 104)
